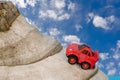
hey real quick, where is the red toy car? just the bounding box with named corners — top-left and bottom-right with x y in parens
top-left (66, 43), bottom-right (99, 70)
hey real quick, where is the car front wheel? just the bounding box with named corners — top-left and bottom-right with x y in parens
top-left (68, 56), bottom-right (77, 65)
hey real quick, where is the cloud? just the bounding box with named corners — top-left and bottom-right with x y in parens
top-left (87, 13), bottom-right (95, 23)
top-left (113, 53), bottom-right (120, 60)
top-left (97, 62), bottom-right (104, 68)
top-left (75, 24), bottom-right (83, 31)
top-left (107, 68), bottom-right (116, 75)
top-left (8, 0), bottom-right (37, 8)
top-left (112, 40), bottom-right (120, 60)
top-left (117, 40), bottom-right (120, 48)
top-left (93, 15), bottom-right (116, 30)
top-left (7, 0), bottom-right (76, 21)
top-left (106, 62), bottom-right (114, 70)
top-left (68, 1), bottom-right (75, 11)
top-left (63, 35), bottom-right (80, 43)
top-left (39, 10), bottom-right (70, 21)
top-left (93, 16), bottom-right (110, 30)
top-left (99, 53), bottom-right (109, 60)
top-left (39, 10), bottom-right (57, 20)
top-left (48, 28), bottom-right (61, 36)
top-left (38, 0), bottom-right (72, 21)
top-left (50, 0), bottom-right (65, 10)
top-left (11, 0), bottom-right (26, 8)
top-left (87, 13), bottom-right (116, 30)
top-left (26, 0), bottom-right (37, 7)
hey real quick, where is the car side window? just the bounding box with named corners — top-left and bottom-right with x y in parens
top-left (92, 52), bottom-right (95, 56)
top-left (82, 50), bottom-right (90, 56)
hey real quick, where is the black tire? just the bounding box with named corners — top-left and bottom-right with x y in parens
top-left (81, 62), bottom-right (90, 70)
top-left (68, 56), bottom-right (77, 65)
top-left (93, 65), bottom-right (95, 69)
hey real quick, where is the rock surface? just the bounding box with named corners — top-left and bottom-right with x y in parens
top-left (0, 1), bottom-right (19, 32)
top-left (0, 49), bottom-right (107, 80)
top-left (0, 1), bottom-right (108, 80)
top-left (0, 14), bottom-right (62, 66)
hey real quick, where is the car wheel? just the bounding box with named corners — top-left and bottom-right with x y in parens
top-left (68, 56), bottom-right (77, 65)
top-left (93, 65), bottom-right (95, 69)
top-left (81, 62), bottom-right (90, 70)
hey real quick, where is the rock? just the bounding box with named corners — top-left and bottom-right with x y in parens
top-left (0, 1), bottom-right (19, 32)
top-left (89, 70), bottom-right (108, 80)
top-left (0, 49), bottom-right (96, 80)
top-left (0, 49), bottom-right (108, 80)
top-left (0, 15), bottom-right (62, 66)
top-left (0, 1), bottom-right (108, 80)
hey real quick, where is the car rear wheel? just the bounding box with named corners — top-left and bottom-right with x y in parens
top-left (68, 56), bottom-right (77, 65)
top-left (81, 62), bottom-right (90, 70)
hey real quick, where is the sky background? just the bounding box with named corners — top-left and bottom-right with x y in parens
top-left (4, 0), bottom-right (120, 77)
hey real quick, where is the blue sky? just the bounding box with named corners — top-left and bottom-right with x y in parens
top-left (7, 0), bottom-right (120, 77)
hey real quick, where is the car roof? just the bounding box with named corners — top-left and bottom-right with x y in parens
top-left (81, 44), bottom-right (90, 48)
top-left (78, 44), bottom-right (91, 50)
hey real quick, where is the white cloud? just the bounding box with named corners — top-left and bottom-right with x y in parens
top-left (51, 0), bottom-right (65, 10)
top-left (26, 0), bottom-right (36, 7)
top-left (63, 35), bottom-right (80, 43)
top-left (112, 40), bottom-right (120, 60)
top-left (87, 13), bottom-right (94, 23)
top-left (49, 28), bottom-right (60, 36)
top-left (97, 62), bottom-right (104, 68)
top-left (39, 10), bottom-right (57, 20)
top-left (93, 16), bottom-right (109, 30)
top-left (106, 62), bottom-right (114, 70)
top-left (75, 24), bottom-right (82, 31)
top-left (8, 0), bottom-right (36, 8)
top-left (87, 13), bottom-right (116, 30)
top-left (12, 0), bottom-right (26, 8)
top-left (38, 0), bottom-right (71, 21)
top-left (93, 15), bottom-right (116, 30)
top-left (113, 53), bottom-right (120, 60)
top-left (117, 40), bottom-right (120, 48)
top-left (99, 53), bottom-right (109, 60)
top-left (39, 10), bottom-right (70, 21)
top-left (108, 68), bottom-right (116, 75)
top-left (68, 2), bottom-right (75, 11)
top-left (106, 15), bottom-right (115, 23)
top-left (57, 13), bottom-right (70, 21)
top-left (88, 13), bottom-right (95, 19)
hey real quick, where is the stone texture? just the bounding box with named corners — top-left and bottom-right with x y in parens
top-left (0, 1), bottom-right (108, 80)
top-left (0, 1), bottom-right (19, 32)
top-left (0, 15), bottom-right (62, 66)
top-left (90, 70), bottom-right (108, 80)
top-left (0, 49), bottom-right (108, 80)
top-left (0, 49), bottom-right (97, 80)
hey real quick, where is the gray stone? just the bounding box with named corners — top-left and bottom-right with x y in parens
top-left (0, 15), bottom-right (62, 66)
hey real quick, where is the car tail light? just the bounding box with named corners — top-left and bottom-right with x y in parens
top-left (94, 50), bottom-right (99, 60)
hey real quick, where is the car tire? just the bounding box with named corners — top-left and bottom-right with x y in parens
top-left (68, 56), bottom-right (77, 65)
top-left (81, 62), bottom-right (90, 70)
top-left (93, 65), bottom-right (95, 69)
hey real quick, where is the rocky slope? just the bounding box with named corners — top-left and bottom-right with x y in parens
top-left (0, 1), bottom-right (108, 80)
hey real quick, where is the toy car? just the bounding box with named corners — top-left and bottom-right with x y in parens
top-left (66, 43), bottom-right (99, 70)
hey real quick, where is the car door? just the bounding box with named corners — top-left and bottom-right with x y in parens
top-left (79, 50), bottom-right (90, 62)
